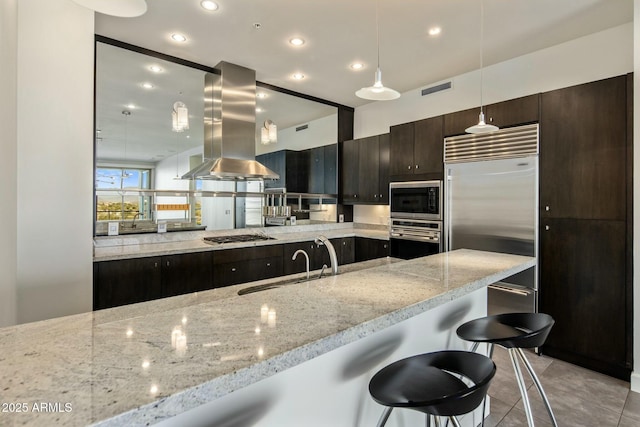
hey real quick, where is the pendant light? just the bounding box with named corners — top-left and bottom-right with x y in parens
top-left (465, 0), bottom-right (499, 134)
top-left (172, 101), bottom-right (189, 132)
top-left (355, 0), bottom-right (400, 101)
top-left (71, 0), bottom-right (147, 17)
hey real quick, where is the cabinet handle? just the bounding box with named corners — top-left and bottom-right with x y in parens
top-left (166, 261), bottom-right (170, 267)
top-left (379, 194), bottom-right (383, 198)
top-left (545, 206), bottom-right (550, 211)
top-left (154, 262), bottom-right (158, 268)
top-left (545, 225), bottom-right (550, 231)
top-left (383, 244), bottom-right (388, 249)
top-left (266, 262), bottom-right (271, 267)
top-left (343, 241), bottom-right (346, 246)
top-left (407, 165), bottom-right (412, 170)
top-left (231, 267), bottom-right (236, 272)
top-left (415, 165), bottom-right (419, 169)
top-left (354, 194), bottom-right (358, 198)
top-left (374, 194), bottom-right (378, 198)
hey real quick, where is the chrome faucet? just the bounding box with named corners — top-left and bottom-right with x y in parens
top-left (292, 249), bottom-right (310, 281)
top-left (314, 235), bottom-right (338, 276)
top-left (131, 212), bottom-right (141, 229)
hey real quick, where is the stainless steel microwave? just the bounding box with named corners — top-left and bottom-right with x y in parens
top-left (390, 180), bottom-right (442, 220)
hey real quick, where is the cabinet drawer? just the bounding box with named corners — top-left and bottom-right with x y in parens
top-left (213, 244), bottom-right (283, 264)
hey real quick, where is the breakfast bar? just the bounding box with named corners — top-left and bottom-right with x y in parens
top-left (0, 250), bottom-right (534, 427)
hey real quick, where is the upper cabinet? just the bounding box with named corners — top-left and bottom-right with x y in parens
top-left (341, 134), bottom-right (390, 205)
top-left (539, 76), bottom-right (627, 221)
top-left (443, 94), bottom-right (540, 137)
top-left (390, 116), bottom-right (443, 181)
top-left (309, 144), bottom-right (338, 195)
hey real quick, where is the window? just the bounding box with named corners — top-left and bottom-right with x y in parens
top-left (96, 168), bottom-right (151, 221)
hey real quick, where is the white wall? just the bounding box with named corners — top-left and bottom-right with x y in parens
top-left (15, 0), bottom-right (94, 324)
top-left (0, 0), bottom-right (18, 327)
top-left (256, 113), bottom-right (337, 155)
top-left (632, 0), bottom-right (640, 393)
top-left (354, 23), bottom-right (633, 139)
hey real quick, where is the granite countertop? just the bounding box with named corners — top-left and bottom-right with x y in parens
top-left (0, 249), bottom-right (534, 427)
top-left (93, 223), bottom-right (389, 262)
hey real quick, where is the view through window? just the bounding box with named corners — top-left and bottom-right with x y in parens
top-left (95, 168), bottom-right (151, 221)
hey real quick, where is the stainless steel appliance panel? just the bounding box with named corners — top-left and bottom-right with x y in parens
top-left (488, 282), bottom-right (537, 315)
top-left (445, 155), bottom-right (538, 314)
top-left (390, 180), bottom-right (442, 220)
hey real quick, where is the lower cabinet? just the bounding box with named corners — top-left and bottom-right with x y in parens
top-left (94, 237), bottom-right (389, 310)
top-left (94, 256), bottom-right (162, 310)
top-left (355, 237), bottom-right (389, 262)
top-left (94, 253), bottom-right (214, 310)
top-left (213, 245), bottom-right (284, 287)
top-left (161, 252), bottom-right (214, 298)
top-left (539, 218), bottom-right (630, 379)
top-left (330, 237), bottom-right (355, 266)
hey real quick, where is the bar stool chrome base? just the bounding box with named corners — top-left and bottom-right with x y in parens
top-left (457, 313), bottom-right (558, 427)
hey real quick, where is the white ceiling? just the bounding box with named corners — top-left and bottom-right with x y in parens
top-left (94, 0), bottom-right (632, 165)
top-left (95, 0), bottom-right (632, 108)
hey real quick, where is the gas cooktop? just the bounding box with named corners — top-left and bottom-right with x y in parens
top-left (203, 234), bottom-right (276, 245)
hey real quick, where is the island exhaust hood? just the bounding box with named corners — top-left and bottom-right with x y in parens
top-left (181, 61), bottom-right (279, 180)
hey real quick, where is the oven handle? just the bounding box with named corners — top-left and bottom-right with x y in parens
top-left (390, 233), bottom-right (440, 243)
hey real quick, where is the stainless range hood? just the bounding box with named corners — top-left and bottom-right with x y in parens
top-left (181, 61), bottom-right (279, 180)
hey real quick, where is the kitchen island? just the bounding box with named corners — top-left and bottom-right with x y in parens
top-left (0, 249), bottom-right (534, 427)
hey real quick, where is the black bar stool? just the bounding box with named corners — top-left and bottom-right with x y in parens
top-left (368, 350), bottom-right (496, 427)
top-left (456, 312), bottom-right (558, 427)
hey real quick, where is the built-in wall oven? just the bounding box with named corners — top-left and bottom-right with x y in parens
top-left (389, 181), bottom-right (443, 259)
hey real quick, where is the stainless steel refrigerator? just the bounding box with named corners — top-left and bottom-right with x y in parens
top-left (444, 124), bottom-right (539, 315)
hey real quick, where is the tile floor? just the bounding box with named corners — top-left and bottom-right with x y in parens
top-left (486, 347), bottom-right (640, 427)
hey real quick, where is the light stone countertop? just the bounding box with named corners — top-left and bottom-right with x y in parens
top-left (0, 249), bottom-right (535, 427)
top-left (93, 223), bottom-right (389, 262)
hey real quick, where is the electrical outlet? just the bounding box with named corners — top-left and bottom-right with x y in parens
top-left (338, 214), bottom-right (344, 223)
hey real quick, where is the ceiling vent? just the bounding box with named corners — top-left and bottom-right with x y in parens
top-left (421, 81), bottom-right (452, 97)
top-left (296, 124), bottom-right (309, 132)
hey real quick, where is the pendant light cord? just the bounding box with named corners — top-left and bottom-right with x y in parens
top-left (479, 0), bottom-right (485, 113)
top-left (376, 0), bottom-right (380, 69)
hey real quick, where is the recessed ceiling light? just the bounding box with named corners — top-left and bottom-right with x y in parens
top-left (292, 73), bottom-right (305, 80)
top-left (350, 62), bottom-right (364, 70)
top-left (256, 107), bottom-right (263, 113)
top-left (141, 82), bottom-right (154, 89)
top-left (289, 37), bottom-right (305, 46)
top-left (200, 0), bottom-right (218, 11)
top-left (171, 33), bottom-right (187, 42)
top-left (428, 27), bottom-right (442, 36)
top-left (149, 65), bottom-right (163, 73)
top-left (126, 104), bottom-right (136, 109)
top-left (256, 92), bottom-right (267, 98)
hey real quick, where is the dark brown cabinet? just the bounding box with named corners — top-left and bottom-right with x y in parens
top-left (443, 94), bottom-right (540, 137)
top-left (329, 237), bottom-right (355, 266)
top-left (538, 75), bottom-right (631, 380)
top-left (540, 76), bottom-right (627, 221)
top-left (213, 245), bottom-right (284, 287)
top-left (256, 150), bottom-right (309, 192)
top-left (540, 219), bottom-right (629, 379)
top-left (355, 237), bottom-right (389, 262)
top-left (161, 252), bottom-right (214, 297)
top-left (94, 256), bottom-right (162, 310)
top-left (390, 116), bottom-right (443, 181)
top-left (94, 252), bottom-right (215, 309)
top-left (340, 139), bottom-right (360, 204)
top-left (308, 144), bottom-right (338, 195)
top-left (341, 134), bottom-right (389, 205)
